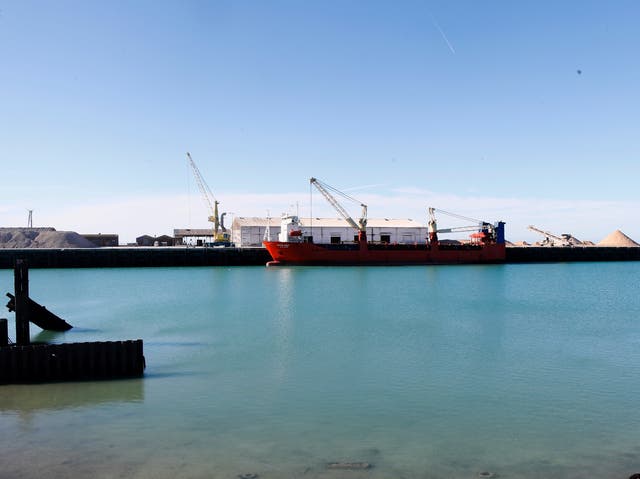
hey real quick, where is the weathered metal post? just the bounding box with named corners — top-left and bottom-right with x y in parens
top-left (0, 318), bottom-right (8, 347)
top-left (14, 259), bottom-right (30, 345)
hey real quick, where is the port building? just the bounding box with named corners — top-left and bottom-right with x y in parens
top-left (173, 229), bottom-right (218, 246)
top-left (81, 233), bottom-right (119, 247)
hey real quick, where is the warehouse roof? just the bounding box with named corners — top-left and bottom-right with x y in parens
top-left (173, 228), bottom-right (215, 237)
top-left (232, 217), bottom-right (426, 228)
top-left (231, 217), bottom-right (279, 227)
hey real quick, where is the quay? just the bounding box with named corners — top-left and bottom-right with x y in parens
top-left (0, 246), bottom-right (639, 269)
top-left (505, 246), bottom-right (640, 263)
top-left (0, 246), bottom-right (271, 269)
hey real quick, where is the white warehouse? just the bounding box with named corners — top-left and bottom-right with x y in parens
top-left (231, 216), bottom-right (428, 248)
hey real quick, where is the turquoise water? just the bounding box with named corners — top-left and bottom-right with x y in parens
top-left (1, 263), bottom-right (640, 478)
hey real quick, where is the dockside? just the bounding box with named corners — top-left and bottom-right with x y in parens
top-left (0, 247), bottom-right (271, 269)
top-left (0, 246), bottom-right (639, 268)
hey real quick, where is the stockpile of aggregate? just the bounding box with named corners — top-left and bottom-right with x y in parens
top-left (0, 228), bottom-right (96, 248)
top-left (597, 230), bottom-right (640, 247)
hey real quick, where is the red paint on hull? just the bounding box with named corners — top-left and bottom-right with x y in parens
top-left (263, 241), bottom-right (506, 266)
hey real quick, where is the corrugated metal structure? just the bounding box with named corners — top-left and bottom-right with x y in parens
top-left (0, 340), bottom-right (145, 384)
top-left (81, 234), bottom-right (119, 247)
top-left (231, 217), bottom-right (280, 247)
top-left (232, 217), bottom-right (427, 248)
top-left (173, 229), bottom-right (214, 246)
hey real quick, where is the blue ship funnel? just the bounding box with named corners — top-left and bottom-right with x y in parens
top-left (495, 221), bottom-right (505, 244)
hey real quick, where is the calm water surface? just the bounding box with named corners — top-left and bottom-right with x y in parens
top-left (1, 263), bottom-right (640, 478)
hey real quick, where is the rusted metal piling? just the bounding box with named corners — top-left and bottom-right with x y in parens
top-left (14, 259), bottom-right (30, 345)
top-left (0, 340), bottom-right (144, 384)
top-left (6, 293), bottom-right (73, 331)
top-left (1, 259), bottom-right (145, 384)
top-left (0, 318), bottom-right (7, 347)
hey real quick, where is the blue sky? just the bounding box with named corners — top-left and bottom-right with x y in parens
top-left (1, 1), bottom-right (639, 243)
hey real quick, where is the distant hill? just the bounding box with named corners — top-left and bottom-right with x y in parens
top-left (0, 228), bottom-right (96, 248)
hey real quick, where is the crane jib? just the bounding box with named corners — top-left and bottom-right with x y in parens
top-left (310, 177), bottom-right (367, 232)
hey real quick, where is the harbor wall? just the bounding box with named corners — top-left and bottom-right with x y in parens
top-left (0, 246), bottom-right (639, 269)
top-left (0, 340), bottom-right (145, 383)
top-left (0, 247), bottom-right (271, 269)
top-left (505, 246), bottom-right (640, 263)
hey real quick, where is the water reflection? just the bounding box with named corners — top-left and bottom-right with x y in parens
top-left (0, 378), bottom-right (144, 414)
top-left (270, 267), bottom-right (296, 386)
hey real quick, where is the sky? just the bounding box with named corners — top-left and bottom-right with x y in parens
top-left (1, 1), bottom-right (639, 244)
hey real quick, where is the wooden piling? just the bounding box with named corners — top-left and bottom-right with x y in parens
top-left (0, 319), bottom-right (7, 347)
top-left (14, 259), bottom-right (30, 345)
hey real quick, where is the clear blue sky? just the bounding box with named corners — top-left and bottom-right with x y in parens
top-left (1, 1), bottom-right (639, 243)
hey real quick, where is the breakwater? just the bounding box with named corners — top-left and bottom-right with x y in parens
top-left (506, 246), bottom-right (640, 263)
top-left (0, 247), bottom-right (271, 268)
top-left (0, 246), bottom-right (639, 268)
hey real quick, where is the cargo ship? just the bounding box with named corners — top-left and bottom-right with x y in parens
top-left (263, 178), bottom-right (506, 266)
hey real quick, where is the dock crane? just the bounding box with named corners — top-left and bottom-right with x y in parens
top-left (310, 177), bottom-right (368, 242)
top-left (428, 208), bottom-right (502, 245)
top-left (527, 225), bottom-right (581, 247)
top-left (186, 152), bottom-right (231, 246)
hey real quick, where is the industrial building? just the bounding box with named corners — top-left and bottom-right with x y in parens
top-left (136, 235), bottom-right (175, 246)
top-left (173, 229), bottom-right (218, 246)
top-left (81, 233), bottom-right (119, 247)
top-left (231, 216), bottom-right (428, 248)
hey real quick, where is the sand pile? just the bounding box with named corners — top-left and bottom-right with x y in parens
top-left (597, 230), bottom-right (640, 247)
top-left (0, 228), bottom-right (96, 248)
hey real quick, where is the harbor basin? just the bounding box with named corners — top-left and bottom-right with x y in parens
top-left (1, 263), bottom-right (639, 478)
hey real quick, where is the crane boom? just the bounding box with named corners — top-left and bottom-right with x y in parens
top-left (187, 152), bottom-right (219, 231)
top-left (527, 225), bottom-right (580, 246)
top-left (527, 225), bottom-right (564, 242)
top-left (187, 152), bottom-right (229, 244)
top-left (310, 177), bottom-right (367, 232)
top-left (428, 207), bottom-right (498, 245)
top-left (436, 225), bottom-right (488, 233)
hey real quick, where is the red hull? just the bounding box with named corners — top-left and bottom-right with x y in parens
top-left (263, 241), bottom-right (506, 266)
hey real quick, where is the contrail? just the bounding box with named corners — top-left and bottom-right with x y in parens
top-left (430, 13), bottom-right (456, 54)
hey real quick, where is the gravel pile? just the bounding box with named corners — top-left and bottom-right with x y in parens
top-left (0, 228), bottom-right (96, 248)
top-left (597, 230), bottom-right (640, 247)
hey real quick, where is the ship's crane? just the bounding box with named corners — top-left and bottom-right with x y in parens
top-left (527, 225), bottom-right (580, 247)
top-left (186, 152), bottom-right (230, 245)
top-left (428, 207), bottom-right (499, 245)
top-left (310, 177), bottom-right (368, 242)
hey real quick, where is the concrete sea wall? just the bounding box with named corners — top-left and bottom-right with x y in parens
top-left (505, 246), bottom-right (640, 263)
top-left (0, 247), bottom-right (271, 269)
top-left (0, 246), bottom-right (639, 269)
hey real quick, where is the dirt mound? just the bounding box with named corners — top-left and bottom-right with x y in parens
top-left (597, 230), bottom-right (640, 247)
top-left (0, 228), bottom-right (96, 248)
